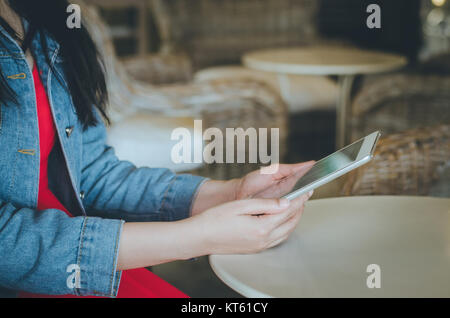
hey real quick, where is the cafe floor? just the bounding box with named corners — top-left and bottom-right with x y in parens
top-left (152, 256), bottom-right (241, 297)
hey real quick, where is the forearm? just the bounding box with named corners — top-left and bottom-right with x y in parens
top-left (116, 179), bottom-right (243, 270)
top-left (116, 219), bottom-right (207, 270)
top-left (190, 179), bottom-right (239, 216)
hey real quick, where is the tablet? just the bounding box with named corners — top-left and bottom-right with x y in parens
top-left (283, 131), bottom-right (380, 200)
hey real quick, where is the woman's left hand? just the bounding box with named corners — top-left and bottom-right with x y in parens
top-left (233, 161), bottom-right (315, 200)
top-left (191, 161), bottom-right (314, 216)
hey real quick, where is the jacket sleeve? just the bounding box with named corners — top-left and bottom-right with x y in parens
top-left (0, 199), bottom-right (124, 297)
top-left (80, 114), bottom-right (206, 222)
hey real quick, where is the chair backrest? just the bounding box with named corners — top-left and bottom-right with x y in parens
top-left (73, 1), bottom-right (173, 122)
top-left (150, 0), bottom-right (322, 69)
top-left (350, 73), bottom-right (450, 141)
top-left (71, 1), bottom-right (135, 121)
top-left (342, 125), bottom-right (450, 197)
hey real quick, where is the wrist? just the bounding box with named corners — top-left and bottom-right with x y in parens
top-left (224, 178), bottom-right (241, 201)
top-left (178, 217), bottom-right (212, 258)
top-left (191, 179), bottom-right (240, 216)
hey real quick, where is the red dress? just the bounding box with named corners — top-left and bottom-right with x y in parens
top-left (19, 63), bottom-right (188, 298)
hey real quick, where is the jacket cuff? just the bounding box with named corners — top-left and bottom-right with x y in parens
top-left (160, 174), bottom-right (207, 221)
top-left (76, 217), bottom-right (124, 297)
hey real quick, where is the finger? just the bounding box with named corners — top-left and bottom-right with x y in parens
top-left (260, 193), bottom-right (309, 227)
top-left (271, 161), bottom-right (315, 180)
top-left (272, 195), bottom-right (305, 226)
top-left (270, 168), bottom-right (313, 197)
top-left (267, 190), bottom-right (312, 228)
top-left (255, 163), bottom-right (315, 198)
top-left (271, 173), bottom-right (303, 195)
top-left (230, 198), bottom-right (291, 216)
top-left (267, 234), bottom-right (289, 249)
top-left (269, 205), bottom-right (303, 242)
top-left (290, 161), bottom-right (315, 180)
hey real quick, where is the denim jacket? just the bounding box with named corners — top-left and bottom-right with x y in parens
top-left (0, 24), bottom-right (205, 297)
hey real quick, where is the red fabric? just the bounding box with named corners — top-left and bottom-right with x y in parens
top-left (19, 64), bottom-right (187, 298)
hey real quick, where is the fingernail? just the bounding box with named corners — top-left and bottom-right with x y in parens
top-left (279, 198), bottom-right (290, 208)
top-left (308, 190), bottom-right (314, 198)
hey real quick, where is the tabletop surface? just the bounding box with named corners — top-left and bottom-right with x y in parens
top-left (209, 196), bottom-right (450, 297)
top-left (242, 46), bottom-right (407, 75)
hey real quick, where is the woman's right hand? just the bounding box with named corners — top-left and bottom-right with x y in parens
top-left (188, 193), bottom-right (313, 255)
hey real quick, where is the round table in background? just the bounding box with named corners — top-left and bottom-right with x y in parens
top-left (209, 196), bottom-right (450, 297)
top-left (242, 46), bottom-right (407, 148)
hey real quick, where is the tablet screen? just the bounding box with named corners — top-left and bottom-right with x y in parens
top-left (291, 139), bottom-right (364, 191)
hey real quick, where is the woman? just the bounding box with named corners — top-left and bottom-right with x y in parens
top-left (0, 0), bottom-right (314, 298)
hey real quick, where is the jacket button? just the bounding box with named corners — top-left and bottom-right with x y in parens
top-left (65, 126), bottom-right (74, 137)
top-left (79, 191), bottom-right (85, 200)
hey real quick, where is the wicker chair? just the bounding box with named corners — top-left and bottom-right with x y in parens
top-left (349, 73), bottom-right (450, 141)
top-left (148, 0), bottom-right (326, 70)
top-left (121, 52), bottom-right (193, 85)
top-left (78, 1), bottom-right (288, 179)
top-left (342, 125), bottom-right (450, 197)
top-left (418, 52), bottom-right (450, 75)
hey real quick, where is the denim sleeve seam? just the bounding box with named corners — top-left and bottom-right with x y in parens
top-left (158, 175), bottom-right (178, 215)
top-left (108, 220), bottom-right (124, 297)
top-left (75, 217), bottom-right (88, 296)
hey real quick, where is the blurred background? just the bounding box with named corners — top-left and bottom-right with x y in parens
top-left (79, 0), bottom-right (449, 297)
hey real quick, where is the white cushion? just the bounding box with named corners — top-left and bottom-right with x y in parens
top-left (194, 65), bottom-right (338, 113)
top-left (107, 112), bottom-right (204, 172)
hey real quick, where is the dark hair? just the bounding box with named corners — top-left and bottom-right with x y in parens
top-left (0, 0), bottom-right (109, 128)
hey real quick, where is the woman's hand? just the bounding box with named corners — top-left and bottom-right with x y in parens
top-left (188, 193), bottom-right (312, 255)
top-left (117, 193), bottom-right (312, 270)
top-left (233, 161), bottom-right (315, 200)
top-left (190, 161), bottom-right (315, 216)
top-left (118, 182), bottom-right (313, 270)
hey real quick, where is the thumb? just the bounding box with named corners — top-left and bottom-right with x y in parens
top-left (230, 198), bottom-right (290, 216)
top-left (293, 160), bottom-right (315, 174)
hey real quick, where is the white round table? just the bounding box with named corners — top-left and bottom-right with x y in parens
top-left (242, 46), bottom-right (407, 148)
top-left (209, 196), bottom-right (450, 297)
